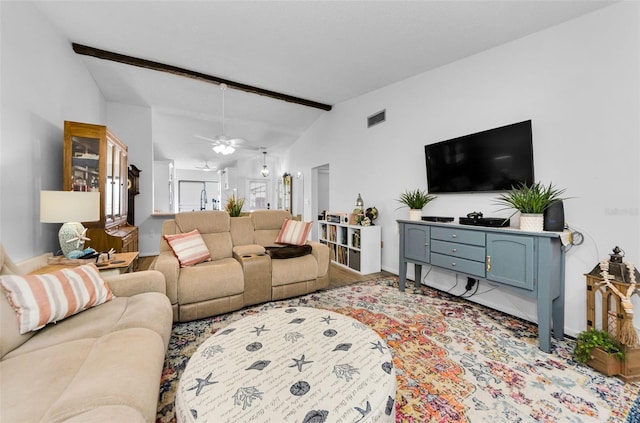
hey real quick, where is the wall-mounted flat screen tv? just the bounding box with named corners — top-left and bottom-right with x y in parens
top-left (425, 120), bottom-right (534, 193)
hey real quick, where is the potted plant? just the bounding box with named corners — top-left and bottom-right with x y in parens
top-left (397, 189), bottom-right (436, 221)
top-left (494, 181), bottom-right (566, 231)
top-left (225, 194), bottom-right (245, 217)
top-left (574, 328), bottom-right (625, 376)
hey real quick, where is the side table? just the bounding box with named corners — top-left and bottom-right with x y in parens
top-left (30, 252), bottom-right (139, 276)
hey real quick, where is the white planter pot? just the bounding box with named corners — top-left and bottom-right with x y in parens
top-left (519, 213), bottom-right (544, 232)
top-left (408, 209), bottom-right (423, 221)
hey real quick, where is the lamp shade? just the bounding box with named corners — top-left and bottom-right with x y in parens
top-left (40, 191), bottom-right (100, 223)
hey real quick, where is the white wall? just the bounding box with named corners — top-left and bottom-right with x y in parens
top-left (105, 102), bottom-right (158, 256)
top-left (287, 2), bottom-right (640, 336)
top-left (0, 2), bottom-right (106, 260)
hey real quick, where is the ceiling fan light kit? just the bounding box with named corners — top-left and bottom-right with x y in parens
top-left (213, 143), bottom-right (235, 155)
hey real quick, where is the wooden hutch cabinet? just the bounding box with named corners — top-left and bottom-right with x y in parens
top-left (63, 121), bottom-right (138, 253)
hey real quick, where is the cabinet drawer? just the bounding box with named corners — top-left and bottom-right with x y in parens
top-left (431, 252), bottom-right (486, 278)
top-left (431, 227), bottom-right (485, 246)
top-left (431, 240), bottom-right (485, 262)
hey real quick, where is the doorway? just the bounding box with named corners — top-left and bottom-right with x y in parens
top-left (312, 164), bottom-right (330, 241)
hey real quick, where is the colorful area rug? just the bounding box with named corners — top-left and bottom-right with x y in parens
top-left (157, 276), bottom-right (640, 422)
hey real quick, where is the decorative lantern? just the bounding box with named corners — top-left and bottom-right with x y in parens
top-left (586, 247), bottom-right (639, 344)
top-left (585, 246), bottom-right (640, 381)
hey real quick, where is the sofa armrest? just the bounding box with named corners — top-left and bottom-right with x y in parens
top-left (105, 270), bottom-right (166, 297)
top-left (15, 253), bottom-right (53, 275)
top-left (150, 252), bottom-right (179, 305)
top-left (232, 244), bottom-right (266, 259)
top-left (308, 241), bottom-right (330, 278)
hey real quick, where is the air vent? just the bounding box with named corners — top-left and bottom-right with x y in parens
top-left (367, 110), bottom-right (386, 128)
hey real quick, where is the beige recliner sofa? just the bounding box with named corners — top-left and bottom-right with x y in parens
top-left (152, 209), bottom-right (330, 322)
top-left (0, 245), bottom-right (173, 423)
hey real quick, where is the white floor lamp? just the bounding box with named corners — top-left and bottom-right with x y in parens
top-left (40, 191), bottom-right (100, 257)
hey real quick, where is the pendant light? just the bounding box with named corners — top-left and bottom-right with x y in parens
top-left (260, 151), bottom-right (270, 177)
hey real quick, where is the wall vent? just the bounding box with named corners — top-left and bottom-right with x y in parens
top-left (367, 110), bottom-right (386, 128)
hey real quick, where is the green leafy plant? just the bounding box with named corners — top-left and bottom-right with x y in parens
top-left (574, 328), bottom-right (625, 364)
top-left (396, 189), bottom-right (436, 210)
top-left (225, 194), bottom-right (245, 217)
top-left (495, 181), bottom-right (567, 214)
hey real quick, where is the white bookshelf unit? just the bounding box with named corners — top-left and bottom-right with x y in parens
top-left (318, 221), bottom-right (381, 274)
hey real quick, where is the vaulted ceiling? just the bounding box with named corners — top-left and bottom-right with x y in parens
top-left (33, 1), bottom-right (614, 171)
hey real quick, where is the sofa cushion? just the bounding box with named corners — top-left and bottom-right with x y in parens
top-left (175, 210), bottom-right (230, 233)
top-left (0, 327), bottom-right (166, 423)
top-left (0, 288), bottom-right (35, 358)
top-left (0, 263), bottom-right (114, 334)
top-left (3, 292), bottom-right (172, 359)
top-left (271, 254), bottom-right (318, 286)
top-left (230, 216), bottom-right (254, 246)
top-left (164, 229), bottom-right (211, 267)
top-left (201, 232), bottom-right (234, 261)
top-left (251, 209), bottom-right (291, 230)
top-left (266, 244), bottom-right (312, 259)
top-left (275, 219), bottom-right (313, 246)
top-left (177, 258), bottom-right (244, 304)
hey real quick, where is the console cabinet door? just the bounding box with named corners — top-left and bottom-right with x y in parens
top-left (404, 224), bottom-right (430, 263)
top-left (486, 233), bottom-right (535, 290)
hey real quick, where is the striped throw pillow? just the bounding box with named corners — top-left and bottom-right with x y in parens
top-left (275, 219), bottom-right (313, 246)
top-left (164, 229), bottom-right (211, 267)
top-left (0, 263), bottom-right (114, 334)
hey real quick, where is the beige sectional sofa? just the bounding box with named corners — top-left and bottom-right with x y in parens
top-left (152, 209), bottom-right (331, 322)
top-left (0, 245), bottom-right (173, 423)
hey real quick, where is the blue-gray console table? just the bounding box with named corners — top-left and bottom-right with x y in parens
top-left (397, 219), bottom-right (566, 353)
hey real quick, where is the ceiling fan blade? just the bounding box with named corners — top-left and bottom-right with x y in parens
top-left (195, 162), bottom-right (215, 171)
top-left (234, 143), bottom-right (262, 151)
top-left (194, 134), bottom-right (221, 144)
top-left (195, 135), bottom-right (261, 152)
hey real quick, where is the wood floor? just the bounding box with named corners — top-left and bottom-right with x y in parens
top-left (136, 256), bottom-right (390, 289)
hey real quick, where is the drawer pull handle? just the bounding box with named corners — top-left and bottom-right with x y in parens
top-left (486, 256), bottom-right (491, 272)
top-left (451, 248), bottom-right (457, 253)
top-left (452, 234), bottom-right (457, 238)
top-left (425, 243), bottom-right (429, 247)
top-left (451, 262), bottom-right (456, 267)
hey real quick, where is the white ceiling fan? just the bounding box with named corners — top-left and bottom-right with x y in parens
top-left (195, 83), bottom-right (261, 154)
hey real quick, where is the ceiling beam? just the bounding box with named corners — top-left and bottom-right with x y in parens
top-left (72, 43), bottom-right (333, 111)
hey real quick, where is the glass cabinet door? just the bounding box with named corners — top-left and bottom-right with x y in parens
top-left (106, 141), bottom-right (114, 224)
top-left (119, 148), bottom-right (128, 218)
top-left (112, 141), bottom-right (121, 220)
top-left (70, 136), bottom-right (100, 193)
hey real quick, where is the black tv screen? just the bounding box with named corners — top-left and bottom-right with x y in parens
top-left (425, 120), bottom-right (534, 193)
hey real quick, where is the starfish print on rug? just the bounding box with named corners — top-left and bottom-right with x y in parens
top-left (290, 354), bottom-right (313, 372)
top-left (251, 324), bottom-right (269, 336)
top-left (187, 372), bottom-right (217, 396)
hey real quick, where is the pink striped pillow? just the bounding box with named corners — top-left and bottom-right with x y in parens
top-left (0, 263), bottom-right (114, 334)
top-left (275, 219), bottom-right (313, 246)
top-left (164, 229), bottom-right (211, 267)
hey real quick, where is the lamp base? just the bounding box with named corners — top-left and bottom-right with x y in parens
top-left (59, 222), bottom-right (88, 257)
